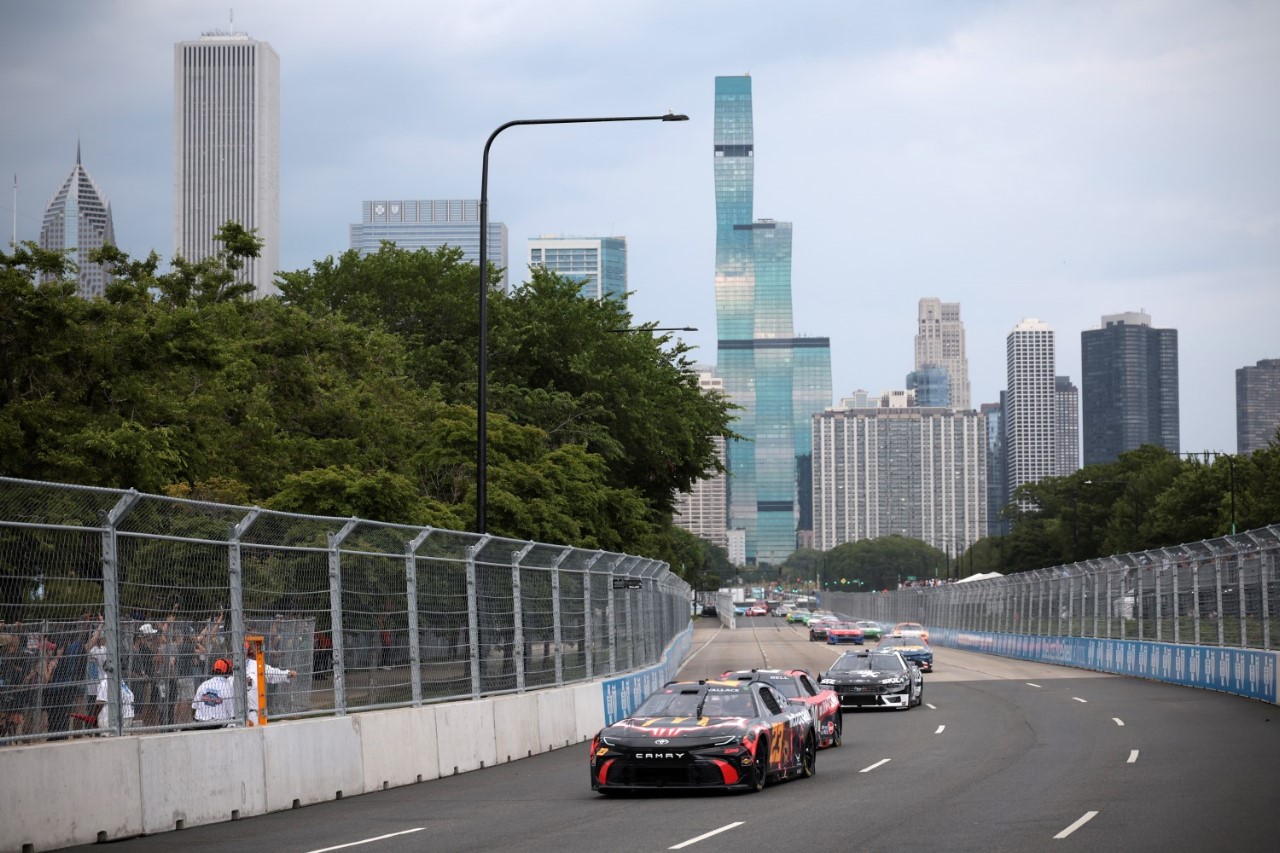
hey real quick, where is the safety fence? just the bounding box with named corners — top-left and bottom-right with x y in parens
top-left (0, 477), bottom-right (690, 743)
top-left (822, 525), bottom-right (1280, 651)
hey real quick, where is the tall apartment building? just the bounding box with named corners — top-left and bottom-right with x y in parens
top-left (1055, 376), bottom-right (1080, 476)
top-left (349, 200), bottom-right (510, 292)
top-left (174, 30), bottom-right (279, 297)
top-left (981, 398), bottom-right (1009, 535)
top-left (914, 298), bottom-right (971, 410)
top-left (812, 407), bottom-right (987, 553)
top-left (1006, 319), bottom-right (1057, 503)
top-left (1080, 312), bottom-right (1180, 465)
top-left (713, 75), bottom-right (831, 566)
top-left (673, 370), bottom-right (729, 548)
top-left (38, 143), bottom-right (115, 298)
top-left (528, 236), bottom-right (627, 304)
top-left (1236, 358), bottom-right (1280, 454)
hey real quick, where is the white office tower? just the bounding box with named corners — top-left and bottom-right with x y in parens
top-left (915, 298), bottom-right (972, 410)
top-left (673, 369), bottom-right (729, 549)
top-left (1006, 319), bottom-right (1057, 505)
top-left (174, 30), bottom-right (280, 297)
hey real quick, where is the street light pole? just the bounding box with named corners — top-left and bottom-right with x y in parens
top-left (476, 112), bottom-right (688, 534)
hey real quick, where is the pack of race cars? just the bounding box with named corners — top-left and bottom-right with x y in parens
top-left (589, 617), bottom-right (935, 795)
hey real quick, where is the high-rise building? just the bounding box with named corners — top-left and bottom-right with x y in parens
top-left (1006, 319), bottom-right (1057, 503)
top-left (349, 200), bottom-right (509, 292)
top-left (1236, 358), bottom-right (1280, 454)
top-left (528, 236), bottom-right (627, 304)
top-left (1080, 312), bottom-right (1180, 465)
top-left (907, 367), bottom-right (951, 408)
top-left (812, 407), bottom-right (987, 554)
top-left (174, 29), bottom-right (280, 297)
top-left (1056, 376), bottom-right (1080, 476)
top-left (38, 143), bottom-right (115, 298)
top-left (673, 370), bottom-right (729, 548)
top-left (915, 298), bottom-right (971, 410)
top-left (981, 398), bottom-right (1009, 535)
top-left (713, 75), bottom-right (831, 566)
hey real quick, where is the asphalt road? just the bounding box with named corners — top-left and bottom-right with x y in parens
top-left (67, 616), bottom-right (1280, 853)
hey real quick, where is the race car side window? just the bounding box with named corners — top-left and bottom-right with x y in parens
top-left (757, 686), bottom-right (783, 715)
top-left (798, 673), bottom-right (817, 695)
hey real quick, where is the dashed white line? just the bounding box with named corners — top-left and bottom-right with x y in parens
top-left (1127, 750), bottom-right (1139, 764)
top-left (1072, 697), bottom-right (1088, 703)
top-left (860, 758), bottom-right (892, 773)
top-left (935, 725), bottom-right (946, 734)
top-left (670, 822), bottom-right (744, 849)
top-left (307, 828), bottom-right (425, 853)
top-left (1026, 682), bottom-right (1042, 688)
top-left (1054, 811), bottom-right (1099, 840)
top-left (1113, 717), bottom-right (1125, 726)
top-left (926, 703), bottom-right (938, 710)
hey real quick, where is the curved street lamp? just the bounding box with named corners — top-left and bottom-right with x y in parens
top-left (476, 112), bottom-right (689, 534)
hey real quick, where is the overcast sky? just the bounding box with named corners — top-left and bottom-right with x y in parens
top-left (4, 0), bottom-right (1277, 455)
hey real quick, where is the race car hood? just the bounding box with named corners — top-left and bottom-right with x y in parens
top-left (822, 669), bottom-right (905, 684)
top-left (598, 716), bottom-right (752, 746)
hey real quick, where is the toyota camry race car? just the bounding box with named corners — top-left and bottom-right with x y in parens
top-left (876, 634), bottom-right (934, 672)
top-left (819, 650), bottom-right (923, 710)
top-left (720, 669), bottom-right (843, 748)
top-left (825, 622), bottom-right (865, 645)
top-left (590, 679), bottom-right (817, 794)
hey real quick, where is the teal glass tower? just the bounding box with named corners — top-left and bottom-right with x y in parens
top-left (714, 75), bottom-right (831, 566)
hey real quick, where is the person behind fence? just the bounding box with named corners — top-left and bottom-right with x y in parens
top-left (245, 643), bottom-right (296, 726)
top-left (93, 673), bottom-right (135, 731)
top-left (191, 658), bottom-right (236, 724)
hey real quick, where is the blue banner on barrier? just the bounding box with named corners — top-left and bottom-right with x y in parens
top-left (602, 626), bottom-right (693, 725)
top-left (934, 628), bottom-right (1278, 705)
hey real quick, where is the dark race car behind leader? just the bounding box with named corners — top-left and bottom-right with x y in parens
top-left (720, 668), bottom-right (843, 748)
top-left (819, 650), bottom-right (923, 711)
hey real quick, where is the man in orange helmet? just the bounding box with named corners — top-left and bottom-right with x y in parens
top-left (191, 658), bottom-right (236, 724)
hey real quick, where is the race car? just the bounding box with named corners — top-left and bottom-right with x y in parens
top-left (891, 621), bottom-right (930, 643)
top-left (807, 616), bottom-right (840, 641)
top-left (825, 622), bottom-right (865, 645)
top-left (785, 609), bottom-right (812, 624)
top-left (855, 620), bottom-right (884, 641)
top-left (720, 668), bottom-right (843, 748)
top-left (818, 650), bottom-right (924, 711)
top-left (589, 679), bottom-right (818, 794)
top-left (876, 634), bottom-right (934, 672)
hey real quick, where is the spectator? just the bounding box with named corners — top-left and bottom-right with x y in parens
top-left (130, 623), bottom-right (160, 726)
top-left (244, 644), bottom-right (296, 726)
top-left (92, 674), bottom-right (136, 732)
top-left (0, 633), bottom-right (35, 737)
top-left (191, 658), bottom-right (236, 724)
top-left (47, 632), bottom-right (86, 733)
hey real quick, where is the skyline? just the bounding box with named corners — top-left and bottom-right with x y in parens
top-left (4, 1), bottom-right (1278, 456)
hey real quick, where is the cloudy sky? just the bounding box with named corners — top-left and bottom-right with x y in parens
top-left (4, 0), bottom-right (1277, 455)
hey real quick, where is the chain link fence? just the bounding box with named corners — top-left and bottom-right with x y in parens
top-left (822, 525), bottom-right (1280, 651)
top-left (0, 477), bottom-right (690, 744)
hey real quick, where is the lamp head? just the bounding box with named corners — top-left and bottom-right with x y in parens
top-left (662, 113), bottom-right (690, 122)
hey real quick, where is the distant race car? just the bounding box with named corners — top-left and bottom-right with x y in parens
top-left (825, 621), bottom-right (865, 645)
top-left (801, 611), bottom-right (834, 627)
top-left (819, 650), bottom-right (924, 711)
top-left (589, 678), bottom-right (818, 794)
top-left (786, 609), bottom-right (812, 624)
top-left (808, 616), bottom-right (840, 641)
top-left (876, 634), bottom-right (934, 671)
top-left (892, 622), bottom-right (931, 643)
top-left (746, 604), bottom-right (768, 617)
top-left (855, 620), bottom-right (883, 641)
top-left (721, 668), bottom-right (843, 748)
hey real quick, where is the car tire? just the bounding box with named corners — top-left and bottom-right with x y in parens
top-left (914, 684), bottom-right (924, 707)
top-left (800, 732), bottom-right (816, 778)
top-left (747, 740), bottom-right (768, 792)
top-left (830, 713), bottom-right (843, 748)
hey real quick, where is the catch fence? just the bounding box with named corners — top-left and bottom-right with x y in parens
top-left (823, 525), bottom-right (1280, 650)
top-left (0, 477), bottom-right (690, 743)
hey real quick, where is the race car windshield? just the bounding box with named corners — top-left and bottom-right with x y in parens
top-left (698, 691), bottom-right (757, 717)
top-left (879, 638), bottom-right (921, 648)
top-left (830, 654), bottom-right (906, 673)
top-left (634, 690), bottom-right (703, 717)
top-left (768, 679), bottom-right (803, 699)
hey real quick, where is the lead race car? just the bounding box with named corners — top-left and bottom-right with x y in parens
top-left (590, 678), bottom-right (818, 794)
top-left (819, 650), bottom-right (923, 710)
top-left (720, 668), bottom-right (843, 748)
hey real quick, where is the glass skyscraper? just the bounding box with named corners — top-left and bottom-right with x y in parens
top-left (349, 200), bottom-right (509, 292)
top-left (39, 143), bottom-right (115, 299)
top-left (528, 236), bottom-right (627, 304)
top-left (714, 75), bottom-right (831, 566)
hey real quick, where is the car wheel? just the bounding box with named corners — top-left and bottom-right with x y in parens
top-left (830, 713), bottom-right (843, 748)
top-left (914, 684), bottom-right (924, 707)
top-left (747, 740), bottom-right (768, 792)
top-left (800, 733), bottom-right (816, 778)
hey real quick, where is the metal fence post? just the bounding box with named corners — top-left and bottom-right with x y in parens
top-left (229, 508), bottom-right (261, 726)
top-left (1192, 561), bottom-right (1201, 645)
top-left (550, 547), bottom-right (570, 687)
top-left (328, 518), bottom-right (360, 715)
top-left (1172, 557), bottom-right (1181, 644)
top-left (511, 542), bottom-right (534, 693)
top-left (1154, 562), bottom-right (1163, 643)
top-left (405, 527), bottom-right (433, 706)
top-left (1215, 556), bottom-right (1225, 647)
top-left (465, 536), bottom-right (490, 699)
top-left (1249, 533), bottom-right (1272, 650)
top-left (606, 555), bottom-right (624, 675)
top-left (100, 489), bottom-right (139, 734)
top-left (1238, 548), bottom-right (1248, 648)
top-left (582, 552), bottom-right (602, 679)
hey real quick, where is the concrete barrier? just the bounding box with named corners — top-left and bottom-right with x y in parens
top-left (535, 688), bottom-right (578, 751)
top-left (491, 693), bottom-right (541, 764)
top-left (434, 698), bottom-right (497, 776)
top-left (357, 705), bottom-right (440, 794)
top-left (571, 680), bottom-right (605, 739)
top-left (139, 727), bottom-right (267, 834)
top-left (262, 715), bottom-right (364, 813)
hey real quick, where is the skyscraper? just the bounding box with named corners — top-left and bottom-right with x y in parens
top-left (1236, 358), bottom-right (1280, 454)
top-left (174, 29), bottom-right (280, 297)
top-left (528, 236), bottom-right (627, 304)
top-left (907, 367), bottom-right (951, 408)
top-left (981, 397), bottom-right (1009, 535)
top-left (38, 144), bottom-right (115, 298)
top-left (1055, 375), bottom-right (1080, 476)
top-left (915, 298), bottom-right (971, 410)
top-left (1080, 312), bottom-right (1180, 465)
top-left (349, 200), bottom-right (509, 292)
top-left (713, 75), bottom-right (831, 566)
top-left (1006, 319), bottom-right (1057, 503)
top-left (674, 369), bottom-right (729, 549)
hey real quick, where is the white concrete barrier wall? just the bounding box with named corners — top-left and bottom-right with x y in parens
top-left (492, 693), bottom-right (541, 764)
top-left (357, 706), bottom-right (440, 794)
top-left (139, 727), bottom-right (267, 834)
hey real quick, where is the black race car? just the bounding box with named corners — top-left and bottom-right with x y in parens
top-left (590, 678), bottom-right (818, 794)
top-left (819, 650), bottom-right (923, 711)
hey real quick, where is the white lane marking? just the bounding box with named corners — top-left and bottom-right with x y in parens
top-left (1053, 811), bottom-right (1098, 839)
top-left (1072, 697), bottom-right (1088, 703)
top-left (680, 627), bottom-right (722, 665)
top-left (926, 703), bottom-right (938, 710)
top-left (670, 821), bottom-right (745, 849)
top-left (859, 758), bottom-right (891, 773)
top-left (1127, 750), bottom-right (1139, 764)
top-left (1113, 717), bottom-right (1125, 726)
top-left (935, 725), bottom-right (946, 734)
top-left (307, 828), bottom-right (425, 853)
top-left (1026, 682), bottom-right (1042, 688)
